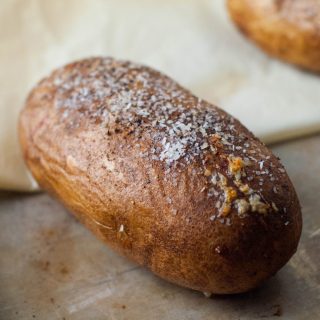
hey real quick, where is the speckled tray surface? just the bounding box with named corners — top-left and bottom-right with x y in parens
top-left (0, 135), bottom-right (319, 320)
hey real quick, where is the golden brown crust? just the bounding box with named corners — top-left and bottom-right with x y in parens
top-left (19, 57), bottom-right (302, 294)
top-left (227, 0), bottom-right (320, 72)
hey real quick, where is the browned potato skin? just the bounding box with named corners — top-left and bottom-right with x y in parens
top-left (19, 57), bottom-right (302, 294)
top-left (227, 0), bottom-right (320, 72)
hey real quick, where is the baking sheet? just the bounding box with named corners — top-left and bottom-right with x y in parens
top-left (1, 135), bottom-right (320, 319)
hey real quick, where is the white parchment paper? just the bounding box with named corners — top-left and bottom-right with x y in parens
top-left (1, 0), bottom-right (319, 191)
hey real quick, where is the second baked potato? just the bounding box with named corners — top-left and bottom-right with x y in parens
top-left (227, 0), bottom-right (320, 72)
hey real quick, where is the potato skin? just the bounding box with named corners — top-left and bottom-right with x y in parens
top-left (19, 57), bottom-right (301, 294)
top-left (227, 0), bottom-right (320, 72)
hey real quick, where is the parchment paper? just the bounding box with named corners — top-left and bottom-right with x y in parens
top-left (1, 0), bottom-right (319, 191)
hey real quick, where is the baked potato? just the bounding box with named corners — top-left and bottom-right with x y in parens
top-left (19, 57), bottom-right (302, 294)
top-left (227, 0), bottom-right (320, 72)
